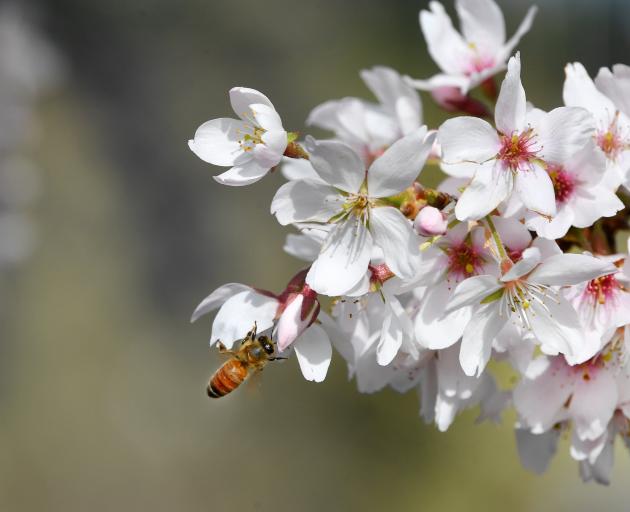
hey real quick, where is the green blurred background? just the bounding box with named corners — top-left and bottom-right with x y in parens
top-left (3, 0), bottom-right (630, 510)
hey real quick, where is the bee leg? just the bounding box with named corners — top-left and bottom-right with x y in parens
top-left (269, 357), bottom-right (288, 361)
top-left (216, 341), bottom-right (236, 355)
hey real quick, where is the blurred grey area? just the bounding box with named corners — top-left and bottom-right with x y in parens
top-left (0, 0), bottom-right (628, 510)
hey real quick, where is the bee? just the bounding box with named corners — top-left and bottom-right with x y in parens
top-left (207, 323), bottom-right (280, 399)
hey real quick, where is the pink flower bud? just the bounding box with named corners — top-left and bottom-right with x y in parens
top-left (276, 287), bottom-right (320, 351)
top-left (414, 206), bottom-right (447, 237)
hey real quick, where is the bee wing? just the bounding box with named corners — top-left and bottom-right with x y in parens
top-left (243, 366), bottom-right (265, 396)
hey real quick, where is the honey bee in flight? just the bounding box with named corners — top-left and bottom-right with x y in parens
top-left (207, 322), bottom-right (281, 399)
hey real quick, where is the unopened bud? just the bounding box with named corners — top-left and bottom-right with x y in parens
top-left (414, 206), bottom-right (447, 237)
top-left (276, 286), bottom-right (319, 351)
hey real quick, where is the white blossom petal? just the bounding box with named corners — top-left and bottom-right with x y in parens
top-left (188, 118), bottom-right (248, 166)
top-left (533, 107), bottom-right (595, 165)
top-left (191, 283), bottom-right (252, 322)
top-left (420, 2), bottom-right (471, 75)
top-left (370, 206), bottom-right (421, 279)
top-left (446, 274), bottom-right (502, 313)
top-left (515, 428), bottom-right (560, 474)
top-left (213, 160), bottom-right (269, 186)
top-left (438, 117), bottom-right (500, 164)
top-left (293, 324), bottom-right (332, 383)
top-left (306, 218), bottom-right (373, 296)
top-left (495, 53), bottom-right (526, 134)
top-left (514, 162), bottom-right (557, 217)
top-left (304, 136), bottom-right (365, 193)
top-left (271, 180), bottom-right (343, 225)
top-left (230, 87), bottom-right (273, 119)
top-left (529, 253), bottom-right (617, 286)
top-left (210, 290), bottom-right (278, 349)
top-left (459, 303), bottom-right (503, 376)
top-left (456, 0), bottom-right (505, 53)
top-left (570, 370), bottom-right (618, 441)
top-left (367, 127), bottom-right (432, 197)
top-left (455, 161), bottom-right (512, 221)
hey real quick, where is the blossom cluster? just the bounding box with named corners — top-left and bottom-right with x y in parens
top-left (189, 0), bottom-right (630, 484)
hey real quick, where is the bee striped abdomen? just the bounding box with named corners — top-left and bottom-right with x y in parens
top-left (207, 359), bottom-right (249, 398)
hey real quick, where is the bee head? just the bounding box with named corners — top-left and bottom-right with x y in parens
top-left (258, 335), bottom-right (275, 355)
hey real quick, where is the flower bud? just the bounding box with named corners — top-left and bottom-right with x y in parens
top-left (276, 286), bottom-right (320, 351)
top-left (414, 206), bottom-right (447, 237)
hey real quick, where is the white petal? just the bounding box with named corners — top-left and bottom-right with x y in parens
top-left (529, 297), bottom-right (584, 358)
top-left (304, 137), bottom-right (365, 193)
top-left (306, 218), bottom-right (373, 296)
top-left (500, 247), bottom-right (540, 281)
top-left (438, 117), bottom-right (500, 164)
top-left (251, 103), bottom-right (284, 131)
top-left (446, 274), bottom-right (502, 313)
top-left (455, 161), bottom-right (512, 221)
top-left (229, 87), bottom-right (273, 119)
top-left (377, 310), bottom-right (403, 366)
top-left (416, 281), bottom-right (471, 349)
top-left (528, 253), bottom-right (617, 286)
top-left (563, 63), bottom-right (616, 125)
top-left (513, 357), bottom-right (572, 433)
top-left (579, 441), bottom-right (614, 485)
top-left (495, 53), bottom-right (526, 134)
top-left (527, 205), bottom-right (574, 240)
top-left (456, 0), bottom-right (505, 52)
top-left (420, 2), bottom-right (471, 75)
top-left (533, 107), bottom-right (595, 165)
top-left (360, 66), bottom-right (422, 134)
top-left (492, 215), bottom-right (532, 252)
top-left (281, 157), bottom-right (323, 183)
top-left (367, 127), bottom-right (431, 197)
top-left (283, 232), bottom-right (323, 262)
top-left (514, 162), bottom-right (557, 217)
top-left (572, 187), bottom-right (624, 228)
top-left (595, 64), bottom-right (630, 116)
top-left (271, 180), bottom-right (343, 225)
top-left (191, 283), bottom-right (251, 322)
top-left (406, 73), bottom-right (471, 93)
top-left (570, 369), bottom-right (618, 441)
top-left (251, 129), bottom-right (286, 168)
top-left (459, 302), bottom-right (503, 376)
top-left (515, 428), bottom-right (560, 474)
top-left (188, 118), bottom-right (247, 166)
top-left (293, 324), bottom-right (332, 383)
top-left (369, 207), bottom-right (421, 279)
top-left (213, 160), bottom-right (269, 186)
top-left (211, 290), bottom-right (278, 349)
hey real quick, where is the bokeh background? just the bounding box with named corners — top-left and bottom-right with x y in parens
top-left (2, 0), bottom-right (630, 510)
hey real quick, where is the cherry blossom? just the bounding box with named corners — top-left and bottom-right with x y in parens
top-left (439, 53), bottom-right (595, 221)
top-left (271, 128), bottom-right (435, 296)
top-left (188, 87), bottom-right (288, 186)
top-left (408, 0), bottom-right (537, 94)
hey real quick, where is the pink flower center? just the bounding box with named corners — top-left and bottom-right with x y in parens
top-left (596, 112), bottom-right (628, 161)
top-left (498, 130), bottom-right (539, 172)
top-left (507, 248), bottom-right (523, 262)
top-left (547, 164), bottom-right (575, 204)
top-left (464, 54), bottom-right (495, 76)
top-left (447, 243), bottom-right (483, 279)
top-left (586, 274), bottom-right (619, 305)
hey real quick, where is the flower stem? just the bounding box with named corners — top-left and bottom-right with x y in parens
top-left (485, 215), bottom-right (510, 264)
